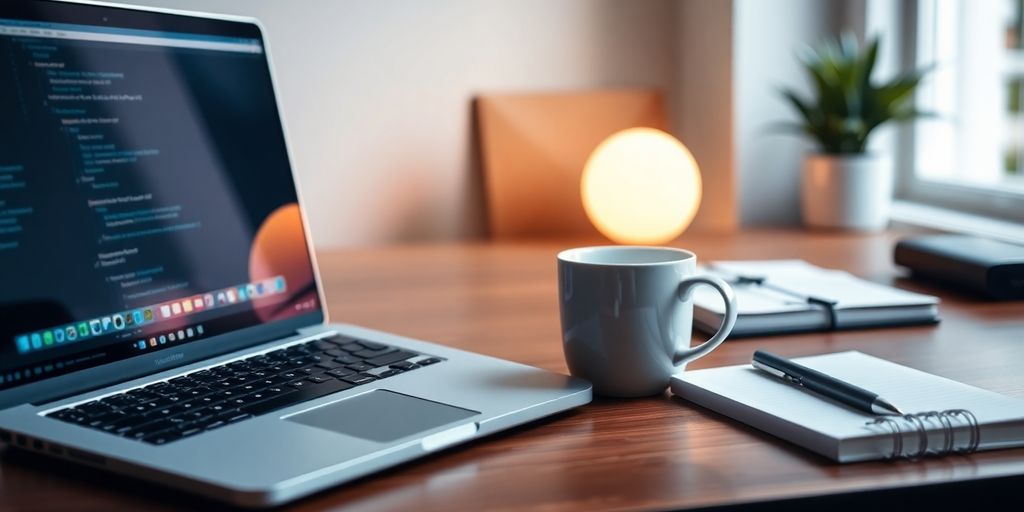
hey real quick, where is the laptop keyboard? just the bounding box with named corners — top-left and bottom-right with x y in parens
top-left (45, 334), bottom-right (444, 445)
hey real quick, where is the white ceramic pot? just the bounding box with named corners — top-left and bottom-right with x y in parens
top-left (801, 153), bottom-right (893, 231)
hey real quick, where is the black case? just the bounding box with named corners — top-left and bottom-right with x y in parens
top-left (894, 235), bottom-right (1024, 299)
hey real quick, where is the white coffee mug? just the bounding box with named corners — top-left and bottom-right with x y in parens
top-left (557, 246), bottom-right (738, 397)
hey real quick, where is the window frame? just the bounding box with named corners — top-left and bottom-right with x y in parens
top-left (894, 0), bottom-right (1024, 223)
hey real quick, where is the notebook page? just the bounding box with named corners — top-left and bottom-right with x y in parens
top-left (676, 351), bottom-right (1024, 440)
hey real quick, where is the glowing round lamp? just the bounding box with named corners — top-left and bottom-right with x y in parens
top-left (581, 127), bottom-right (702, 245)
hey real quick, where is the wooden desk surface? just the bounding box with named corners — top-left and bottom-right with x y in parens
top-left (2, 229), bottom-right (1023, 511)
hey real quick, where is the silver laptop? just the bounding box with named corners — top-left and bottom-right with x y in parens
top-left (0, 0), bottom-right (591, 506)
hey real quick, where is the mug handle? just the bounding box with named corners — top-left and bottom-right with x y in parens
top-left (672, 275), bottom-right (738, 366)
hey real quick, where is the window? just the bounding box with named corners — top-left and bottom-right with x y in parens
top-left (899, 0), bottom-right (1024, 222)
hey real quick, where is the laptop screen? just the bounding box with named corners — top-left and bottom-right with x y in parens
top-left (0, 3), bottom-right (321, 392)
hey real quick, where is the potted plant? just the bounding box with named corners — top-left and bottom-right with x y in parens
top-left (781, 33), bottom-right (930, 230)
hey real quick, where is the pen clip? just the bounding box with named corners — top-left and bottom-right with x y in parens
top-left (752, 360), bottom-right (805, 387)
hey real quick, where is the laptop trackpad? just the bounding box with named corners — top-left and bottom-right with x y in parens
top-left (286, 390), bottom-right (479, 442)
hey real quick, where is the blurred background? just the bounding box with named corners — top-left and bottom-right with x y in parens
top-left (117, 0), bottom-right (1024, 247)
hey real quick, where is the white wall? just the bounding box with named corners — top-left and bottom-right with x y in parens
top-left (113, 0), bottom-right (677, 247)
top-left (733, 0), bottom-right (841, 226)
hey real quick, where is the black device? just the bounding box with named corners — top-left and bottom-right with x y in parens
top-left (894, 235), bottom-right (1024, 300)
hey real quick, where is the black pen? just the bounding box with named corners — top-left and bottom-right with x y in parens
top-left (751, 350), bottom-right (904, 416)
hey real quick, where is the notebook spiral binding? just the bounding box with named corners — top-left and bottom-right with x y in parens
top-left (866, 409), bottom-right (980, 460)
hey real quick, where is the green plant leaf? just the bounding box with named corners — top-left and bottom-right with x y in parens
top-left (777, 32), bottom-right (932, 153)
top-left (858, 37), bottom-right (879, 101)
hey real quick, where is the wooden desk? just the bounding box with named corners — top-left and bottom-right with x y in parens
top-left (1, 229), bottom-right (1022, 511)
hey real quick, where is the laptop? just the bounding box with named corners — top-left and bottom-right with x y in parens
top-left (0, 0), bottom-right (592, 507)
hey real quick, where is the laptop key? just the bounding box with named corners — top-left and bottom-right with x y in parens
top-left (365, 350), bottom-right (418, 367)
top-left (77, 402), bottom-right (115, 417)
top-left (145, 397), bottom-right (175, 409)
top-left (356, 340), bottom-right (386, 351)
top-left (326, 368), bottom-right (354, 379)
top-left (352, 348), bottom-right (395, 359)
top-left (262, 386), bottom-right (289, 397)
top-left (213, 390), bottom-right (243, 401)
top-left (189, 372), bottom-right (221, 384)
top-left (346, 363), bottom-right (375, 373)
top-left (240, 391), bottom-right (299, 416)
top-left (86, 411), bottom-right (126, 428)
top-left (143, 382), bottom-right (172, 395)
top-left (142, 407), bottom-right (177, 420)
top-left (125, 390), bottom-right (161, 403)
top-left (339, 343), bottom-right (364, 353)
top-left (123, 403), bottom-right (152, 415)
top-left (180, 386), bottom-right (214, 398)
top-left (225, 395), bottom-right (261, 407)
top-left (312, 340), bottom-right (337, 351)
top-left (323, 334), bottom-right (354, 345)
top-left (341, 374), bottom-right (376, 386)
top-left (160, 394), bottom-right (187, 404)
top-left (112, 414), bottom-right (154, 435)
top-left (291, 356), bottom-right (320, 366)
top-left (129, 419), bottom-right (178, 439)
top-left (333, 355), bottom-right (361, 365)
top-left (179, 409), bottom-right (212, 422)
top-left (244, 391), bottom-right (271, 402)
top-left (100, 395), bottom-right (141, 409)
top-left (56, 408), bottom-right (88, 422)
top-left (279, 370), bottom-right (302, 381)
top-left (206, 403), bottom-right (233, 415)
top-left (192, 395), bottom-right (223, 407)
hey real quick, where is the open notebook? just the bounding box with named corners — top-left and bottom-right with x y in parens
top-left (692, 260), bottom-right (939, 337)
top-left (671, 352), bottom-right (1024, 463)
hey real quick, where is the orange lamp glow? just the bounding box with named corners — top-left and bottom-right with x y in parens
top-left (581, 127), bottom-right (703, 245)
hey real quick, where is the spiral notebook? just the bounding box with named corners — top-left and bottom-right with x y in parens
top-left (670, 352), bottom-right (1024, 463)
